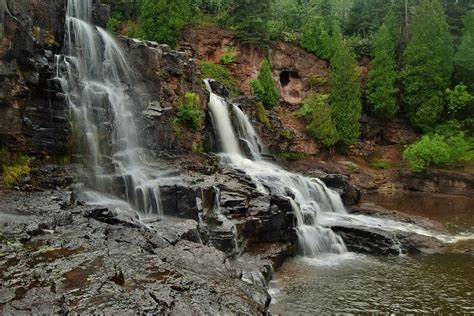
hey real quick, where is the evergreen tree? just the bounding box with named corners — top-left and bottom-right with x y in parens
top-left (301, 16), bottom-right (333, 59)
top-left (250, 58), bottom-right (280, 108)
top-left (367, 12), bottom-right (399, 118)
top-left (454, 10), bottom-right (474, 92)
top-left (329, 28), bottom-right (362, 145)
top-left (232, 0), bottom-right (272, 47)
top-left (401, 0), bottom-right (454, 130)
top-left (137, 0), bottom-right (191, 47)
top-left (346, 0), bottom-right (392, 39)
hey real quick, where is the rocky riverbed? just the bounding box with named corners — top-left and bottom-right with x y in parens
top-left (0, 189), bottom-right (272, 314)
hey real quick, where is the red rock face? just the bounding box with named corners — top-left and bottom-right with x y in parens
top-left (177, 25), bottom-right (331, 103)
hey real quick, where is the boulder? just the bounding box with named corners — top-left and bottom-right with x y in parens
top-left (320, 174), bottom-right (361, 205)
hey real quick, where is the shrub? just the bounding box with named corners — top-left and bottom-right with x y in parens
top-left (403, 133), bottom-right (473, 172)
top-left (198, 61), bottom-right (240, 97)
top-left (305, 74), bottom-right (327, 91)
top-left (445, 84), bottom-right (473, 115)
top-left (136, 0), bottom-right (191, 47)
top-left (255, 101), bottom-right (270, 126)
top-left (250, 58), bottom-right (279, 108)
top-left (296, 94), bottom-right (338, 147)
top-left (220, 46), bottom-right (237, 65)
top-left (175, 92), bottom-right (202, 131)
top-left (106, 12), bottom-right (123, 34)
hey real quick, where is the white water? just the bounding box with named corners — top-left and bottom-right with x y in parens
top-left (59, 0), bottom-right (163, 217)
top-left (204, 80), bottom-right (474, 257)
top-left (205, 80), bottom-right (347, 257)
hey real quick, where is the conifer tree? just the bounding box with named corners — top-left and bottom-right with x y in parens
top-left (301, 16), bottom-right (333, 59)
top-left (367, 12), bottom-right (399, 118)
top-left (232, 0), bottom-right (272, 47)
top-left (329, 28), bottom-right (362, 145)
top-left (401, 0), bottom-right (454, 130)
top-left (250, 58), bottom-right (280, 108)
top-left (454, 10), bottom-right (474, 92)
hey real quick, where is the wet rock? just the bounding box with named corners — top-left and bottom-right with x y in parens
top-left (0, 190), bottom-right (272, 314)
top-left (320, 174), bottom-right (361, 205)
top-left (160, 185), bottom-right (200, 220)
top-left (399, 168), bottom-right (474, 198)
top-left (331, 225), bottom-right (402, 256)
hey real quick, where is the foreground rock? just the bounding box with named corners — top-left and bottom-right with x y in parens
top-left (331, 202), bottom-right (450, 256)
top-left (0, 190), bottom-right (270, 314)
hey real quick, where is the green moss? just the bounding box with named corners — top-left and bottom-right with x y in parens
top-left (276, 151), bottom-right (307, 162)
top-left (344, 161), bottom-right (359, 173)
top-left (369, 160), bottom-right (393, 170)
top-left (191, 140), bottom-right (204, 153)
top-left (280, 129), bottom-right (293, 140)
top-left (256, 101), bottom-right (270, 126)
top-left (198, 61), bottom-right (240, 97)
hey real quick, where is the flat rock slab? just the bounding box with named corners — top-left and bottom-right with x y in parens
top-left (0, 190), bottom-right (269, 314)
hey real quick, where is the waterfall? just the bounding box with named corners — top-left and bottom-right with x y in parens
top-left (59, 0), bottom-right (162, 217)
top-left (205, 80), bottom-right (347, 257)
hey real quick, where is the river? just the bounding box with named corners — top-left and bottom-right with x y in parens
top-left (269, 192), bottom-right (474, 314)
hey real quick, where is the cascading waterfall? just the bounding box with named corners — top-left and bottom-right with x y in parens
top-left (205, 80), bottom-right (474, 257)
top-left (205, 80), bottom-right (348, 257)
top-left (58, 0), bottom-right (162, 217)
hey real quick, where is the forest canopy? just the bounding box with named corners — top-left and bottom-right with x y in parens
top-left (104, 0), bottom-right (474, 171)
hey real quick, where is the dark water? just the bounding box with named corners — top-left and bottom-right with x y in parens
top-left (270, 193), bottom-right (474, 314)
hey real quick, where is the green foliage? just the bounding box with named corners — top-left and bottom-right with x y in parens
top-left (305, 75), bottom-right (327, 91)
top-left (220, 46), bottom-right (237, 65)
top-left (297, 94), bottom-right (338, 147)
top-left (345, 161), bottom-right (359, 173)
top-left (106, 12), bottom-right (123, 34)
top-left (346, 0), bottom-right (393, 39)
top-left (280, 129), bottom-right (292, 140)
top-left (268, 0), bottom-right (307, 42)
top-left (198, 61), bottom-right (240, 96)
top-left (232, 0), bottom-right (272, 47)
top-left (0, 151), bottom-right (31, 188)
top-left (276, 151), bottom-right (307, 162)
top-left (445, 84), bottom-right (473, 115)
top-left (454, 10), bottom-right (474, 92)
top-left (137, 0), bottom-right (191, 47)
top-left (250, 58), bottom-right (279, 108)
top-left (369, 160), bottom-right (393, 170)
top-left (329, 28), bottom-right (362, 145)
top-left (255, 101), bottom-right (270, 126)
top-left (175, 92), bottom-right (202, 131)
top-left (301, 16), bottom-right (334, 59)
top-left (367, 12), bottom-right (399, 119)
top-left (403, 133), bottom-right (473, 172)
top-left (402, 0), bottom-right (454, 130)
top-left (191, 140), bottom-right (204, 153)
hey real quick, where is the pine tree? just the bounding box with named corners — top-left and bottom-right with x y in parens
top-left (346, 0), bottom-right (392, 39)
top-left (137, 0), bottom-right (191, 47)
top-left (250, 58), bottom-right (280, 108)
top-left (454, 10), bottom-right (474, 92)
top-left (232, 0), bottom-right (272, 47)
top-left (329, 28), bottom-right (362, 145)
top-left (401, 0), bottom-right (454, 130)
top-left (367, 12), bottom-right (399, 118)
top-left (301, 16), bottom-right (333, 59)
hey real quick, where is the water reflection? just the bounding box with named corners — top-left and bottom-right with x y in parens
top-left (270, 192), bottom-right (474, 314)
